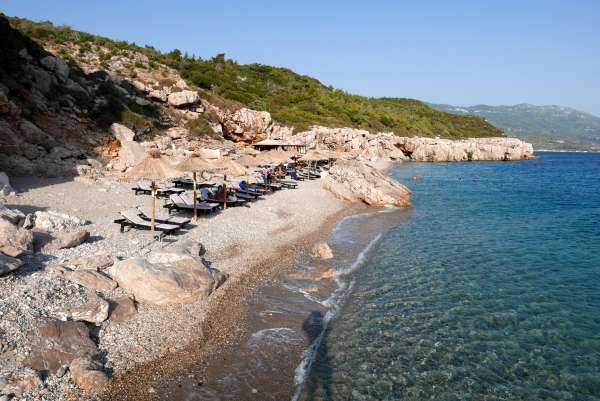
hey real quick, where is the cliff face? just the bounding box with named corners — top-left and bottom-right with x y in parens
top-left (293, 126), bottom-right (534, 162)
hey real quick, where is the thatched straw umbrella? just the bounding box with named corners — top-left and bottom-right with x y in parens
top-left (300, 149), bottom-right (331, 179)
top-left (235, 154), bottom-right (261, 168)
top-left (123, 149), bottom-right (180, 232)
top-left (175, 153), bottom-right (212, 222)
top-left (208, 158), bottom-right (248, 209)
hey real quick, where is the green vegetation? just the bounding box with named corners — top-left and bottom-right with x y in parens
top-left (6, 15), bottom-right (504, 139)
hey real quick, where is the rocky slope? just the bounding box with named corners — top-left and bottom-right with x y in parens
top-left (0, 14), bottom-right (534, 180)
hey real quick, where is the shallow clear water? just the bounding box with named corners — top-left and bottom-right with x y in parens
top-left (302, 152), bottom-right (600, 401)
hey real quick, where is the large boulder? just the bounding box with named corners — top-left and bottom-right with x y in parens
top-left (0, 252), bottom-right (23, 276)
top-left (108, 297), bottom-right (137, 323)
top-left (40, 55), bottom-right (70, 82)
top-left (24, 319), bottom-right (97, 374)
top-left (323, 160), bottom-right (411, 207)
top-left (0, 172), bottom-right (13, 195)
top-left (0, 219), bottom-right (33, 257)
top-left (216, 107), bottom-right (272, 142)
top-left (69, 358), bottom-right (109, 394)
top-left (32, 210), bottom-right (87, 232)
top-left (108, 240), bottom-right (225, 305)
top-left (109, 123), bottom-right (135, 143)
top-left (44, 228), bottom-right (89, 251)
top-left (70, 292), bottom-right (110, 325)
top-left (167, 90), bottom-right (200, 107)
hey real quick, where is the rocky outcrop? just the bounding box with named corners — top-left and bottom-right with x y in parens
top-left (323, 160), bottom-right (411, 207)
top-left (108, 239), bottom-right (225, 305)
top-left (294, 126), bottom-right (534, 162)
top-left (109, 123), bottom-right (146, 170)
top-left (108, 297), bottom-right (137, 323)
top-left (397, 137), bottom-right (534, 161)
top-left (212, 106), bottom-right (273, 142)
top-left (167, 90), bottom-right (200, 107)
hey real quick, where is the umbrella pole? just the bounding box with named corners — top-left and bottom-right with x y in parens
top-left (192, 171), bottom-right (198, 222)
top-left (151, 181), bottom-right (156, 232)
top-left (223, 174), bottom-right (227, 210)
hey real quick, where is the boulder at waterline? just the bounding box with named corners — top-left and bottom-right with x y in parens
top-left (312, 242), bottom-right (334, 259)
top-left (323, 160), bottom-right (411, 207)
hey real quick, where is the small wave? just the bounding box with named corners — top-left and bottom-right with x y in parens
top-left (248, 327), bottom-right (303, 349)
top-left (290, 233), bottom-right (382, 401)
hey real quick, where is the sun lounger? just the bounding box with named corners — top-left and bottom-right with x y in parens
top-left (137, 206), bottom-right (190, 227)
top-left (277, 179), bottom-right (298, 189)
top-left (200, 188), bottom-right (247, 207)
top-left (114, 209), bottom-right (180, 236)
top-left (132, 182), bottom-right (185, 197)
top-left (172, 178), bottom-right (215, 189)
top-left (165, 194), bottom-right (220, 214)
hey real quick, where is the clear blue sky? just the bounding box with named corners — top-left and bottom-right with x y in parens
top-left (4, 0), bottom-right (600, 115)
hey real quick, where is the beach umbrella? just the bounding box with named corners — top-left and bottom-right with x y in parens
top-left (175, 153), bottom-right (213, 222)
top-left (208, 158), bottom-right (248, 209)
top-left (236, 154), bottom-right (262, 168)
top-left (300, 149), bottom-right (331, 179)
top-left (122, 149), bottom-right (180, 232)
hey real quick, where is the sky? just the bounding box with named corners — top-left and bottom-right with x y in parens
top-left (3, 0), bottom-right (600, 115)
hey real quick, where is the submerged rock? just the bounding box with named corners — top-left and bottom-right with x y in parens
top-left (323, 160), bottom-right (411, 207)
top-left (312, 242), bottom-right (334, 259)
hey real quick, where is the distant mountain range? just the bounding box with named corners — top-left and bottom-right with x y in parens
top-left (429, 103), bottom-right (600, 150)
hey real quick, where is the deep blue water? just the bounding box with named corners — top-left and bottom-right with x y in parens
top-left (303, 152), bottom-right (600, 401)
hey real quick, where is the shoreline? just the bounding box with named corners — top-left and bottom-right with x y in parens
top-left (105, 199), bottom-right (364, 400)
top-left (1, 173), bottom-right (368, 400)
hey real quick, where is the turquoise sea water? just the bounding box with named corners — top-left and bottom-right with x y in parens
top-left (302, 152), bottom-right (600, 401)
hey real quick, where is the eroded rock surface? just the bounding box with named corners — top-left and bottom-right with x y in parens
top-left (323, 160), bottom-right (411, 207)
top-left (24, 319), bottom-right (97, 374)
top-left (109, 240), bottom-right (225, 305)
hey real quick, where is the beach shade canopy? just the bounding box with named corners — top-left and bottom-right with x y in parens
top-left (122, 149), bottom-right (181, 233)
top-left (174, 153), bottom-right (214, 222)
top-left (258, 149), bottom-right (294, 164)
top-left (175, 153), bottom-right (213, 173)
top-left (209, 158), bottom-right (248, 177)
top-left (236, 154), bottom-right (262, 168)
top-left (122, 149), bottom-right (181, 181)
top-left (300, 149), bottom-right (332, 162)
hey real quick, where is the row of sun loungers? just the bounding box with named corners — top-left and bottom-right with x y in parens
top-left (118, 168), bottom-right (318, 237)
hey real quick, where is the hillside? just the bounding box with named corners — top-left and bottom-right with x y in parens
top-left (6, 15), bottom-right (502, 139)
top-left (430, 103), bottom-right (600, 150)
